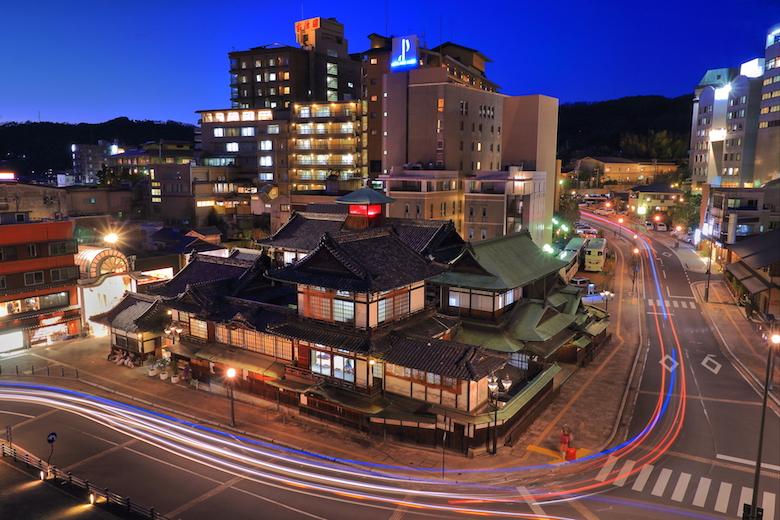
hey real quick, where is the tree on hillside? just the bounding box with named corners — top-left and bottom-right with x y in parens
top-left (619, 130), bottom-right (688, 161)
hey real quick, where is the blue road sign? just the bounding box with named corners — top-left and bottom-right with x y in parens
top-left (47, 432), bottom-right (57, 444)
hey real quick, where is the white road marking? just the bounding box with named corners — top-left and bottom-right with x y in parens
top-left (738, 487), bottom-right (753, 517)
top-left (614, 460), bottom-right (636, 487)
top-left (671, 472), bottom-right (691, 502)
top-left (595, 456), bottom-right (619, 482)
top-left (517, 486), bottom-right (546, 516)
top-left (717, 453), bottom-right (780, 472)
top-left (714, 481), bottom-right (732, 513)
top-left (631, 465), bottom-right (654, 492)
top-left (692, 477), bottom-right (711, 508)
top-left (651, 468), bottom-right (673, 497)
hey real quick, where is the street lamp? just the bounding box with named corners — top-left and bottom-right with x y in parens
top-left (600, 290), bottom-right (614, 313)
top-left (675, 226), bottom-right (682, 250)
top-left (745, 330), bottom-right (780, 520)
top-left (487, 373), bottom-right (513, 455)
top-left (704, 239), bottom-right (714, 302)
top-left (654, 215), bottom-right (661, 235)
top-left (617, 217), bottom-right (624, 240)
top-left (226, 367), bottom-right (236, 427)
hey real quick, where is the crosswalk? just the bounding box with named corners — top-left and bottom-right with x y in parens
top-left (595, 456), bottom-right (777, 518)
top-left (647, 298), bottom-right (697, 309)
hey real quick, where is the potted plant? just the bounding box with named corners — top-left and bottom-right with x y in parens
top-left (170, 359), bottom-right (181, 384)
top-left (146, 354), bottom-right (159, 377)
top-left (157, 358), bottom-right (170, 380)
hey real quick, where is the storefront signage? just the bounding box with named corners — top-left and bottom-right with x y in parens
top-left (391, 35), bottom-right (419, 72)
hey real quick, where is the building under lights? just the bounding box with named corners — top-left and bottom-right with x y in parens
top-left (689, 23), bottom-right (780, 189)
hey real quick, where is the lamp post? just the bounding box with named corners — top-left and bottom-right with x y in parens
top-left (226, 367), bottom-right (236, 427)
top-left (487, 373), bottom-right (513, 455)
top-left (704, 239), bottom-right (714, 302)
top-left (631, 247), bottom-right (640, 296)
top-left (675, 226), bottom-right (682, 250)
top-left (745, 330), bottom-right (780, 520)
top-left (600, 290), bottom-right (614, 313)
top-left (617, 217), bottom-right (624, 240)
top-left (654, 215), bottom-right (661, 235)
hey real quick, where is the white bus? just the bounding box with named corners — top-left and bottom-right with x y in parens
top-left (584, 238), bottom-right (607, 272)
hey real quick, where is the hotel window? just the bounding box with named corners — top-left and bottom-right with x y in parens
top-left (28, 244), bottom-right (37, 257)
top-left (259, 156), bottom-right (273, 167)
top-left (260, 140), bottom-right (273, 151)
top-left (333, 299), bottom-right (354, 323)
top-left (326, 62), bottom-right (338, 75)
top-left (226, 142), bottom-right (239, 152)
top-left (49, 242), bottom-right (68, 255)
top-left (25, 271), bottom-right (44, 286)
top-left (241, 127), bottom-right (255, 136)
top-left (440, 202), bottom-right (446, 216)
top-left (370, 58), bottom-right (378, 64)
top-left (213, 128), bottom-right (224, 137)
top-left (314, 106), bottom-right (331, 117)
top-left (437, 98), bottom-right (444, 112)
top-left (0, 276), bottom-right (4, 289)
top-left (481, 230), bottom-right (487, 240)
top-left (326, 76), bottom-right (338, 89)
top-left (437, 140), bottom-right (444, 150)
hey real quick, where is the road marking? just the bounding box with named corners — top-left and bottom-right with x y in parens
top-left (660, 354), bottom-right (679, 373)
top-left (631, 464), bottom-right (654, 492)
top-left (614, 460), bottom-right (636, 487)
top-left (717, 453), bottom-right (780, 472)
top-left (671, 472), bottom-right (691, 502)
top-left (651, 468), bottom-right (673, 497)
top-left (738, 487), bottom-right (752, 517)
top-left (595, 456), bottom-right (618, 482)
top-left (763, 491), bottom-right (776, 520)
top-left (714, 481), bottom-right (732, 513)
top-left (702, 354), bottom-right (722, 375)
top-left (0, 410), bottom-right (35, 418)
top-left (692, 477), bottom-right (711, 508)
top-left (672, 300), bottom-right (679, 308)
top-left (517, 486), bottom-right (546, 516)
top-left (689, 301), bottom-right (696, 309)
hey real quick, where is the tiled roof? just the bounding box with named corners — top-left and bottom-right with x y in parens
top-left (266, 227), bottom-right (448, 293)
top-left (145, 254), bottom-right (257, 299)
top-left (386, 218), bottom-right (465, 261)
top-left (269, 322), bottom-right (376, 354)
top-left (257, 212), bottom-right (347, 251)
top-left (430, 230), bottom-right (566, 290)
top-left (627, 182), bottom-right (684, 194)
top-left (381, 334), bottom-right (508, 381)
top-left (90, 293), bottom-right (164, 333)
top-left (726, 228), bottom-right (780, 269)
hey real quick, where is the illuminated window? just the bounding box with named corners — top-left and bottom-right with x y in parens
top-left (241, 127), bottom-right (255, 136)
top-left (196, 200), bottom-right (215, 207)
top-left (268, 125), bottom-right (280, 134)
top-left (213, 128), bottom-right (224, 137)
top-left (259, 156), bottom-right (273, 167)
top-left (226, 142), bottom-right (239, 152)
top-left (260, 140), bottom-right (273, 151)
top-left (190, 319), bottom-right (207, 339)
top-left (326, 62), bottom-right (338, 75)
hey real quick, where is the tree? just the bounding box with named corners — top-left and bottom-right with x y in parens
top-left (667, 192), bottom-right (702, 231)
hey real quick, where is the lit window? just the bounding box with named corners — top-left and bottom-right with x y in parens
top-left (213, 128), bottom-right (224, 137)
top-left (241, 127), bottom-right (255, 136)
top-left (267, 125), bottom-right (280, 134)
top-left (226, 142), bottom-right (239, 152)
top-left (260, 140), bottom-right (273, 151)
top-left (259, 156), bottom-right (273, 167)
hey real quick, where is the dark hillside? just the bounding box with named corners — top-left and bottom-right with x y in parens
top-left (558, 94), bottom-right (692, 163)
top-left (0, 118), bottom-right (196, 176)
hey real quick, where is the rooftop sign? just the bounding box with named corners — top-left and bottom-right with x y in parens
top-left (390, 35), bottom-right (419, 72)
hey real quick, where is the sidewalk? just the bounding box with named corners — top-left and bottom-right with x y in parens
top-left (1, 272), bottom-right (774, 477)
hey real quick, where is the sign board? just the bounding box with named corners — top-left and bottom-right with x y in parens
top-left (47, 432), bottom-right (57, 444)
top-left (390, 35), bottom-right (420, 72)
top-left (295, 17), bottom-right (321, 33)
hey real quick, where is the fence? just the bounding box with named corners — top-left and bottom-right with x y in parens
top-left (0, 364), bottom-right (79, 378)
top-left (1, 443), bottom-right (169, 520)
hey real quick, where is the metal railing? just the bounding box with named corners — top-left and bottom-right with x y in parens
top-left (0, 364), bottom-right (79, 378)
top-left (1, 444), bottom-right (169, 519)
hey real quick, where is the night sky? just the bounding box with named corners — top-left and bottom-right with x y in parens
top-left (1, 0), bottom-right (776, 126)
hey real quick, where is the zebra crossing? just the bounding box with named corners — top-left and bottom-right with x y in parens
top-left (647, 298), bottom-right (697, 309)
top-left (595, 456), bottom-right (777, 518)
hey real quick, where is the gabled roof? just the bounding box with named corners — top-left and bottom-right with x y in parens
top-left (165, 237), bottom-right (226, 255)
top-left (257, 212), bottom-right (348, 251)
top-left (335, 187), bottom-right (395, 205)
top-left (505, 300), bottom-right (577, 342)
top-left (727, 228), bottom-right (780, 269)
top-left (430, 230), bottom-right (566, 290)
top-left (266, 227), bottom-right (448, 293)
top-left (90, 292), bottom-right (165, 333)
top-left (145, 254), bottom-right (258, 299)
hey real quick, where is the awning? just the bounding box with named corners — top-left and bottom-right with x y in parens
top-left (163, 340), bottom-right (203, 359)
top-left (196, 344), bottom-right (286, 378)
top-left (726, 261), bottom-right (774, 295)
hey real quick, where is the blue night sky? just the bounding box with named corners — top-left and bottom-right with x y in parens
top-left (1, 0), bottom-right (776, 125)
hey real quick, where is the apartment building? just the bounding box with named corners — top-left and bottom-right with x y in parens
top-left (0, 216), bottom-right (80, 352)
top-left (71, 140), bottom-right (117, 185)
top-left (690, 24), bottom-right (780, 189)
top-left (227, 17), bottom-right (360, 111)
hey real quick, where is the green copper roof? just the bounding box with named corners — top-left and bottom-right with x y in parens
top-left (334, 187), bottom-right (395, 205)
top-left (431, 231), bottom-right (567, 290)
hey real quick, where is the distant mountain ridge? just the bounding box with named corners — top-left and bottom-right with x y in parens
top-left (0, 95), bottom-right (693, 177)
top-left (0, 117), bottom-right (196, 177)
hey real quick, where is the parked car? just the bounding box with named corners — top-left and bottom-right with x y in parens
top-left (680, 233), bottom-right (693, 244)
top-left (569, 276), bottom-right (591, 287)
top-left (645, 222), bottom-right (654, 230)
top-left (656, 223), bottom-right (667, 232)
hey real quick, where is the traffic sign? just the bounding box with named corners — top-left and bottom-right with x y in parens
top-left (47, 432), bottom-right (57, 444)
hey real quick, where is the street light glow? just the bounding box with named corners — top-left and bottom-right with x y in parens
top-left (104, 233), bottom-right (118, 243)
top-left (227, 368), bottom-right (237, 378)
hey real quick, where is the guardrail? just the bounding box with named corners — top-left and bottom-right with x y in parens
top-left (0, 364), bottom-right (79, 378)
top-left (1, 443), bottom-right (169, 519)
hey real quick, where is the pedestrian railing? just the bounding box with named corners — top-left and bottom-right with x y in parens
top-left (1, 443), bottom-right (169, 520)
top-left (0, 364), bottom-right (79, 378)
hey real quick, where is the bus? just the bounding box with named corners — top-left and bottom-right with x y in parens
top-left (558, 237), bottom-right (587, 281)
top-left (584, 238), bottom-right (607, 272)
